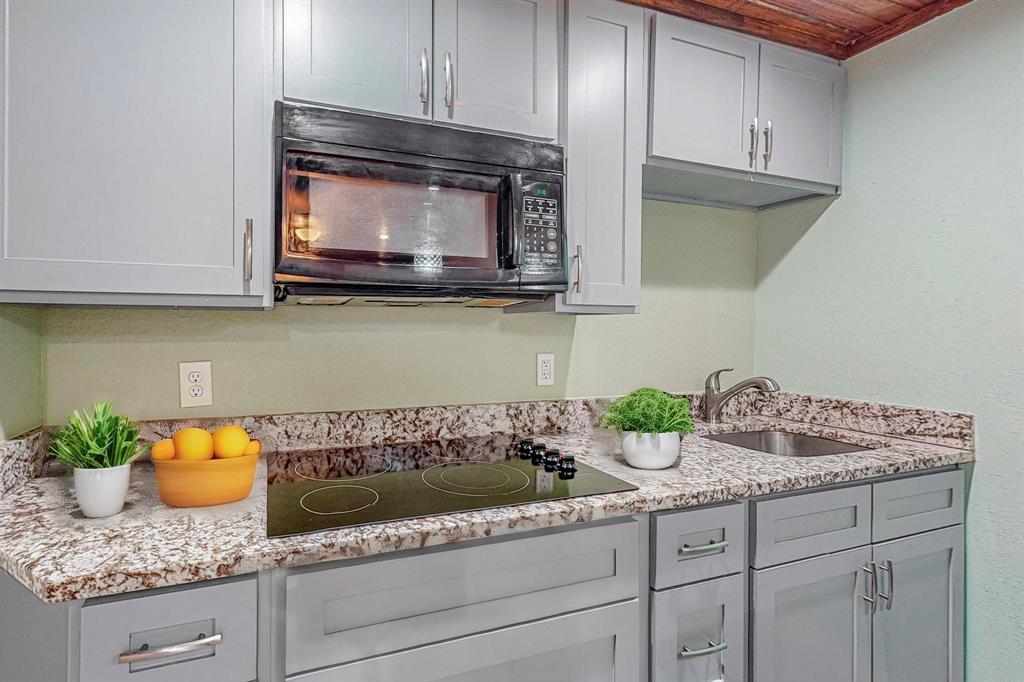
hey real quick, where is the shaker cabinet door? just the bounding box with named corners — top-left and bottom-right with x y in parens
top-left (751, 546), bottom-right (872, 682)
top-left (872, 526), bottom-right (964, 682)
top-left (282, 0), bottom-right (432, 120)
top-left (651, 574), bottom-right (746, 682)
top-left (561, 0), bottom-right (644, 310)
top-left (433, 0), bottom-right (558, 139)
top-left (649, 13), bottom-right (760, 172)
top-left (756, 44), bottom-right (844, 185)
top-left (0, 0), bottom-right (269, 303)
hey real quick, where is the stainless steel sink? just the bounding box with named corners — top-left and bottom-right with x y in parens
top-left (702, 430), bottom-right (870, 457)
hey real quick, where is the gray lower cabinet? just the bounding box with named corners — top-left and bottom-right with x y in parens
top-left (651, 574), bottom-right (745, 682)
top-left (872, 526), bottom-right (964, 682)
top-left (751, 546), bottom-right (873, 682)
top-left (291, 599), bottom-right (639, 682)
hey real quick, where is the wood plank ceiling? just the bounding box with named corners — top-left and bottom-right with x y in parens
top-left (624, 0), bottom-right (973, 59)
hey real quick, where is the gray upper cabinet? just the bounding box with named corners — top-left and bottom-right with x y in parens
top-left (0, 0), bottom-right (271, 307)
top-left (433, 0), bottom-right (558, 139)
top-left (757, 44), bottom-right (844, 185)
top-left (872, 526), bottom-right (964, 682)
top-left (282, 0), bottom-right (432, 120)
top-left (559, 0), bottom-right (644, 311)
top-left (649, 13), bottom-right (759, 173)
top-left (751, 546), bottom-right (873, 682)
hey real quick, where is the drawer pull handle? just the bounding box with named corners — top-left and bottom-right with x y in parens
top-left (679, 539), bottom-right (729, 555)
top-left (878, 559), bottom-right (894, 609)
top-left (118, 633), bottom-right (222, 664)
top-left (680, 639), bottom-right (728, 659)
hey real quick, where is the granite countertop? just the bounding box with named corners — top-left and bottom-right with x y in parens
top-left (0, 409), bottom-right (972, 603)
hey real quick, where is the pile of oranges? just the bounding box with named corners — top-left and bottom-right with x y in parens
top-left (150, 425), bottom-right (261, 461)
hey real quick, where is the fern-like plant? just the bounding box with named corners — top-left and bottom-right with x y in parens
top-left (49, 402), bottom-right (142, 469)
top-left (600, 388), bottom-right (694, 435)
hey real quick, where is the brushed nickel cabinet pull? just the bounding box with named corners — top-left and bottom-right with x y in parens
top-left (444, 51), bottom-right (453, 109)
top-left (878, 559), bottom-right (894, 609)
top-left (419, 47), bottom-right (429, 104)
top-left (679, 539), bottom-right (730, 555)
top-left (243, 218), bottom-right (253, 282)
top-left (680, 639), bottom-right (728, 659)
top-left (118, 633), bottom-right (222, 664)
top-left (762, 120), bottom-right (773, 168)
top-left (861, 561), bottom-right (878, 614)
top-left (748, 116), bottom-right (758, 168)
top-left (573, 244), bottom-right (583, 294)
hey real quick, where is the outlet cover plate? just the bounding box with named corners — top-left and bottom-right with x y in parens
top-left (536, 353), bottom-right (555, 386)
top-left (179, 361), bottom-right (213, 408)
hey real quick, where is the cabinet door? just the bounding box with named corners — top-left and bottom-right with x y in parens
top-left (433, 0), bottom-right (558, 139)
top-left (872, 526), bottom-right (964, 682)
top-left (282, 0), bottom-right (432, 120)
top-left (292, 600), bottom-right (639, 682)
top-left (650, 14), bottom-right (759, 172)
top-left (0, 0), bottom-right (268, 300)
top-left (561, 0), bottom-right (643, 309)
top-left (651, 574), bottom-right (745, 682)
top-left (756, 44), bottom-right (844, 185)
top-left (751, 546), bottom-right (872, 682)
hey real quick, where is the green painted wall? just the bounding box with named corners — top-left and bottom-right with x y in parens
top-left (0, 306), bottom-right (42, 439)
top-left (40, 200), bottom-right (756, 423)
top-left (755, 2), bottom-right (1024, 679)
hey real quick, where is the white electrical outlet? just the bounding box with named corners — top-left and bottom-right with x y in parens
top-left (179, 361), bottom-right (213, 408)
top-left (536, 353), bottom-right (555, 386)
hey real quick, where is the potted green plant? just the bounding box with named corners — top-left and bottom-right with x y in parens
top-left (49, 402), bottom-right (142, 518)
top-left (600, 388), bottom-right (694, 469)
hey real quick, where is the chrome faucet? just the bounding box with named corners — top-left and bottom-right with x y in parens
top-left (704, 368), bottom-right (780, 424)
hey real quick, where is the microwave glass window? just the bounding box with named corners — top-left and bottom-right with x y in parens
top-left (285, 169), bottom-right (498, 269)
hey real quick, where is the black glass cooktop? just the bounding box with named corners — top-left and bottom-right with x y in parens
top-left (266, 434), bottom-right (636, 538)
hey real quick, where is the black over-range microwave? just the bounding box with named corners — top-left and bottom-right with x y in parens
top-left (273, 103), bottom-right (567, 306)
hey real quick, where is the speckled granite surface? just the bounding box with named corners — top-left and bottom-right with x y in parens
top-left (0, 402), bottom-right (972, 603)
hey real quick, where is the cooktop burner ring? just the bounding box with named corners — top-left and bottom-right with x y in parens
top-left (293, 455), bottom-right (394, 483)
top-left (299, 485), bottom-right (380, 516)
top-left (439, 466), bottom-right (512, 490)
top-left (421, 462), bottom-right (530, 498)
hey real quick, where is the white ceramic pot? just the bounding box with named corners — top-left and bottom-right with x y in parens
top-left (621, 431), bottom-right (681, 470)
top-left (73, 463), bottom-right (131, 518)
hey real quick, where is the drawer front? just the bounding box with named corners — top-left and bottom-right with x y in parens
top-left (652, 503), bottom-right (745, 589)
top-left (651, 574), bottom-right (745, 682)
top-left (291, 599), bottom-right (639, 682)
top-left (285, 519), bottom-right (639, 675)
top-left (752, 485), bottom-right (871, 568)
top-left (872, 470), bottom-right (964, 542)
top-left (79, 577), bottom-right (256, 682)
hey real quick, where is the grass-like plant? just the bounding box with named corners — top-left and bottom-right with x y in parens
top-left (49, 402), bottom-right (142, 469)
top-left (600, 388), bottom-right (695, 435)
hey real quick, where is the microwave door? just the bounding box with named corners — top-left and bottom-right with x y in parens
top-left (278, 152), bottom-right (519, 290)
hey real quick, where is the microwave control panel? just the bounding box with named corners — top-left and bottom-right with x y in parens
top-left (522, 183), bottom-right (562, 273)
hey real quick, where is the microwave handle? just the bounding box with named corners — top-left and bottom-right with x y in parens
top-left (507, 172), bottom-right (524, 268)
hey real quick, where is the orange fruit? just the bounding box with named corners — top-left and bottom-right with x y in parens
top-left (150, 438), bottom-right (175, 461)
top-left (243, 439), bottom-right (262, 456)
top-left (172, 428), bottom-right (214, 461)
top-left (212, 425), bottom-right (251, 459)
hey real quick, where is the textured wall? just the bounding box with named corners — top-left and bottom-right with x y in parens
top-left (40, 200), bottom-right (756, 423)
top-left (755, 2), bottom-right (1024, 679)
top-left (0, 307), bottom-right (42, 439)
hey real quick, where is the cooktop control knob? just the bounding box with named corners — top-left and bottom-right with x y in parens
top-left (543, 449), bottom-right (562, 472)
top-left (517, 438), bottom-right (535, 459)
top-left (530, 443), bottom-right (547, 466)
top-left (557, 455), bottom-right (578, 480)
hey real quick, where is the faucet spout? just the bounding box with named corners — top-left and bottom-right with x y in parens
top-left (703, 369), bottom-right (779, 424)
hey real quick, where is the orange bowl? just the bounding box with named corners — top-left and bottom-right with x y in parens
top-left (154, 454), bottom-right (258, 508)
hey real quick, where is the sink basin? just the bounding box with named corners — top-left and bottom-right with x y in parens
top-left (702, 430), bottom-right (870, 457)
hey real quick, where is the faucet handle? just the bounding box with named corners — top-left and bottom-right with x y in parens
top-left (705, 368), bottom-right (734, 391)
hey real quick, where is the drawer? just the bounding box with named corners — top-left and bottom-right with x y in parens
top-left (78, 576), bottom-right (256, 682)
top-left (751, 485), bottom-right (871, 568)
top-left (651, 503), bottom-right (745, 589)
top-left (873, 469), bottom-right (964, 542)
top-left (291, 600), bottom-right (639, 682)
top-left (650, 574), bottom-right (745, 682)
top-left (285, 518), bottom-right (639, 676)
